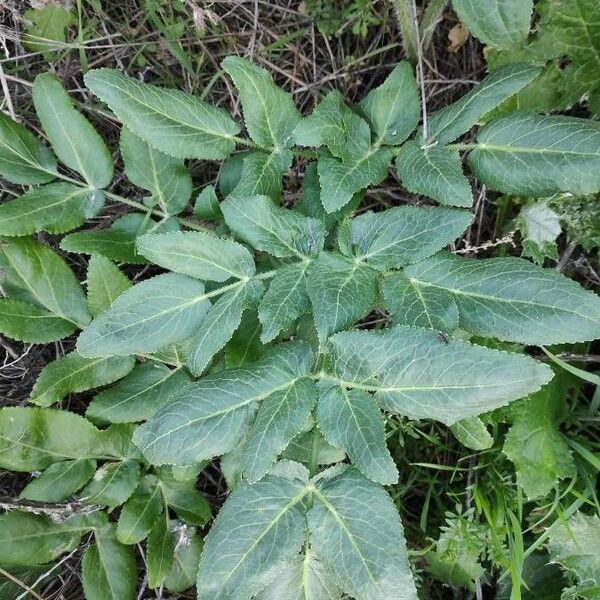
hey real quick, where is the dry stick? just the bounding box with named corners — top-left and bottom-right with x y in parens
top-left (0, 567), bottom-right (45, 600)
top-left (411, 0), bottom-right (429, 143)
top-left (0, 61), bottom-right (15, 119)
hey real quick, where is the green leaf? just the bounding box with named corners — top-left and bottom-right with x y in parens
top-left (222, 194), bottom-right (325, 259)
top-left (76, 273), bottom-right (211, 357)
top-left (403, 252), bottom-right (600, 344)
top-left (547, 512), bottom-right (600, 594)
top-left (0, 111), bottom-right (56, 184)
top-left (316, 385), bottom-right (397, 485)
top-left (396, 141), bottom-right (473, 207)
top-left (283, 430), bottom-right (346, 467)
top-left (309, 467), bottom-right (417, 600)
top-left (86, 255), bottom-right (131, 317)
top-left (424, 64), bottom-right (541, 145)
top-left (467, 114), bottom-right (600, 196)
top-left (317, 147), bottom-right (392, 213)
top-left (30, 351), bottom-right (135, 407)
top-left (451, 0), bottom-right (533, 49)
top-left (0, 512), bottom-right (87, 566)
top-left (257, 550), bottom-right (342, 600)
top-left (137, 230), bottom-right (255, 282)
top-left (82, 525), bottom-right (137, 600)
top-left (341, 205), bottom-right (472, 269)
top-left (23, 5), bottom-right (75, 57)
top-left (230, 149), bottom-right (293, 202)
top-left (197, 475), bottom-right (308, 599)
top-left (147, 514), bottom-right (174, 589)
top-left (80, 460), bottom-right (141, 507)
top-left (164, 527), bottom-right (203, 592)
top-left (20, 459), bottom-right (97, 502)
top-left (0, 406), bottom-right (103, 471)
top-left (84, 68), bottom-right (240, 159)
top-left (450, 417), bottom-right (494, 451)
top-left (33, 73), bottom-right (113, 188)
top-left (187, 280), bottom-right (263, 376)
top-left (194, 185), bottom-right (222, 220)
top-left (120, 127), bottom-right (192, 215)
top-left (241, 377), bottom-right (317, 482)
top-left (134, 341), bottom-right (314, 466)
top-left (258, 262), bottom-right (311, 343)
top-left (158, 476), bottom-right (212, 526)
top-left (382, 271), bottom-right (459, 332)
top-left (307, 252), bottom-right (379, 342)
top-left (0, 298), bottom-right (76, 343)
top-left (117, 475), bottom-right (163, 544)
top-left (324, 325), bottom-right (553, 425)
top-left (358, 61), bottom-right (420, 145)
top-left (61, 212), bottom-right (179, 263)
top-left (503, 382), bottom-right (574, 498)
top-left (222, 56), bottom-right (301, 149)
top-left (0, 236), bottom-right (90, 328)
top-left (86, 362), bottom-right (191, 424)
top-left (225, 308), bottom-right (268, 368)
top-left (0, 182), bottom-right (104, 236)
top-left (517, 201), bottom-right (561, 265)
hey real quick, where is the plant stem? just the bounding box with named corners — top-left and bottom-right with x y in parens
top-left (390, 0), bottom-right (418, 65)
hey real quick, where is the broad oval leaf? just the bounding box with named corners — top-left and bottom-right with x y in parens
top-left (86, 255), bottom-right (131, 317)
top-left (0, 406), bottom-right (102, 471)
top-left (30, 351), bottom-right (135, 407)
top-left (467, 114), bottom-right (600, 196)
top-left (450, 417), bottom-right (494, 451)
top-left (76, 273), bottom-right (212, 357)
top-left (452, 0), bottom-right (533, 50)
top-left (80, 460), bottom-right (142, 507)
top-left (0, 182), bottom-right (104, 236)
top-left (84, 68), bottom-right (240, 159)
top-left (197, 475), bottom-right (308, 600)
top-left (222, 56), bottom-right (301, 149)
top-left (117, 475), bottom-right (163, 544)
top-left (0, 236), bottom-right (90, 328)
top-left (341, 205), bottom-right (473, 269)
top-left (309, 467), bottom-right (418, 600)
top-left (424, 64), bottom-right (541, 145)
top-left (324, 325), bottom-right (553, 425)
top-left (135, 341), bottom-right (314, 466)
top-left (0, 111), bottom-right (57, 184)
top-left (33, 73), bottom-right (113, 188)
top-left (222, 194), bottom-right (325, 259)
top-left (137, 230), bottom-right (255, 282)
top-left (403, 252), bottom-right (600, 344)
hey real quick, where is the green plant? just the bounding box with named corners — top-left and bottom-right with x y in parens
top-left (1, 54), bottom-right (600, 599)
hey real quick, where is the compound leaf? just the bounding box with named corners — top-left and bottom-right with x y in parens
top-left (468, 114), bottom-right (600, 196)
top-left (30, 352), bottom-right (135, 407)
top-left (310, 468), bottom-right (417, 600)
top-left (197, 475), bottom-right (308, 600)
top-left (222, 194), bottom-right (325, 259)
top-left (403, 252), bottom-right (600, 344)
top-left (120, 127), bottom-right (192, 215)
top-left (222, 56), bottom-right (301, 149)
top-left (396, 141), bottom-right (472, 207)
top-left (84, 68), bottom-right (240, 159)
top-left (0, 111), bottom-right (57, 184)
top-left (33, 73), bottom-right (113, 188)
top-left (77, 273), bottom-right (211, 357)
top-left (137, 230), bottom-right (255, 282)
top-left (324, 325), bottom-right (553, 425)
top-left (135, 341), bottom-right (314, 466)
top-left (0, 182), bottom-right (104, 236)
